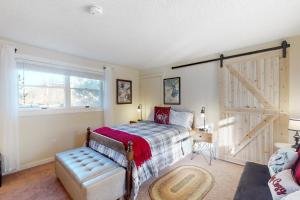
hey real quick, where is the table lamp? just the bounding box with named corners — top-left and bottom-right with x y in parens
top-left (199, 106), bottom-right (207, 131)
top-left (289, 118), bottom-right (300, 149)
top-left (137, 104), bottom-right (142, 121)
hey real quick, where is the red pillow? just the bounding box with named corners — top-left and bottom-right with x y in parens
top-left (294, 159), bottom-right (300, 185)
top-left (292, 149), bottom-right (300, 185)
top-left (154, 106), bottom-right (171, 124)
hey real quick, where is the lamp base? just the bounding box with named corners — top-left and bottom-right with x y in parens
top-left (293, 131), bottom-right (299, 150)
top-left (292, 143), bottom-right (299, 149)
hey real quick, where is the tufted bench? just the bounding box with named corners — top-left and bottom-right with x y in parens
top-left (55, 147), bottom-right (126, 200)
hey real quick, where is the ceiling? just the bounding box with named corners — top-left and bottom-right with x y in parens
top-left (0, 0), bottom-right (300, 69)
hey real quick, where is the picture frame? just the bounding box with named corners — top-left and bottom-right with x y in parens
top-left (116, 79), bottom-right (132, 104)
top-left (163, 77), bottom-right (181, 105)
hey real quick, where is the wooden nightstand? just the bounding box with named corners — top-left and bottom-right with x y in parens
top-left (191, 130), bottom-right (216, 165)
top-left (129, 120), bottom-right (137, 124)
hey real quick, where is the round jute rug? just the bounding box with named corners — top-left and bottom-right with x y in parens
top-left (149, 165), bottom-right (214, 200)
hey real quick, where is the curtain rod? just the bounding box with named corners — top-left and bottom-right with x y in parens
top-left (172, 40), bottom-right (290, 69)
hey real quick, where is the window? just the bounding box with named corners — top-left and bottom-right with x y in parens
top-left (17, 61), bottom-right (103, 112)
top-left (18, 70), bottom-right (65, 109)
top-left (70, 76), bottom-right (102, 108)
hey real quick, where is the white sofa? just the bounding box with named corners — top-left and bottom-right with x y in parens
top-left (55, 147), bottom-right (126, 200)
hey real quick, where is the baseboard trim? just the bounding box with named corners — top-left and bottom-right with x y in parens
top-left (21, 157), bottom-right (54, 171)
top-left (3, 157), bottom-right (54, 175)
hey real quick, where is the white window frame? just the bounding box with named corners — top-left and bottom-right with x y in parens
top-left (69, 76), bottom-right (103, 109)
top-left (16, 55), bottom-right (104, 116)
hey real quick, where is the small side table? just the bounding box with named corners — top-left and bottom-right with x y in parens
top-left (191, 131), bottom-right (216, 165)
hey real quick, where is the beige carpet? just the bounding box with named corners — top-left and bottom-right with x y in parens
top-left (0, 163), bottom-right (70, 200)
top-left (138, 155), bottom-right (243, 200)
top-left (149, 165), bottom-right (214, 200)
top-left (0, 155), bottom-right (243, 200)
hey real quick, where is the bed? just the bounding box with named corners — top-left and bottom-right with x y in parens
top-left (86, 120), bottom-right (193, 200)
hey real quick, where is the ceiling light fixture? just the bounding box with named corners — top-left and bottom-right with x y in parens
top-left (88, 5), bottom-right (103, 15)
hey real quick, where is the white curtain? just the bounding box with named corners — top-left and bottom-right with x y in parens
top-left (0, 45), bottom-right (20, 173)
top-left (103, 66), bottom-right (114, 126)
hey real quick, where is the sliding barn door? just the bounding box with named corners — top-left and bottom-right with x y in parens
top-left (218, 51), bottom-right (289, 165)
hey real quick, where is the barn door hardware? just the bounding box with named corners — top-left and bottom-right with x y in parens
top-left (220, 54), bottom-right (224, 68)
top-left (172, 41), bottom-right (290, 69)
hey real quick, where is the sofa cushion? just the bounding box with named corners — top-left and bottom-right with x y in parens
top-left (55, 147), bottom-right (122, 183)
top-left (234, 162), bottom-right (272, 200)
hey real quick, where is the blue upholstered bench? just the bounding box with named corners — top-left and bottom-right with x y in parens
top-left (55, 147), bottom-right (126, 200)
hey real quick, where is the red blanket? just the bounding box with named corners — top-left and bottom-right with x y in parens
top-left (93, 127), bottom-right (152, 168)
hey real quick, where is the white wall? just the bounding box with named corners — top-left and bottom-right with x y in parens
top-left (19, 112), bottom-right (103, 169)
top-left (140, 35), bottom-right (300, 143)
top-left (288, 36), bottom-right (300, 143)
top-left (0, 38), bottom-right (140, 170)
top-left (112, 67), bottom-right (140, 125)
top-left (289, 36), bottom-right (300, 116)
top-left (140, 63), bottom-right (219, 130)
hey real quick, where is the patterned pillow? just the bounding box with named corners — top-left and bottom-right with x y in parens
top-left (154, 106), bottom-right (171, 124)
top-left (268, 169), bottom-right (300, 200)
top-left (282, 190), bottom-right (300, 200)
top-left (268, 148), bottom-right (298, 176)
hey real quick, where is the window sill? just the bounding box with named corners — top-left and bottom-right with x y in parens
top-left (18, 107), bottom-right (103, 117)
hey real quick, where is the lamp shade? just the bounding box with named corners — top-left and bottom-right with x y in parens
top-left (137, 104), bottom-right (142, 112)
top-left (289, 118), bottom-right (300, 131)
top-left (200, 106), bottom-right (206, 118)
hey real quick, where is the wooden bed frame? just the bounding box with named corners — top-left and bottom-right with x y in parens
top-left (85, 113), bottom-right (195, 199)
top-left (86, 127), bottom-right (134, 200)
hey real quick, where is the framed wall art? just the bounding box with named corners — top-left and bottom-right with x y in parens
top-left (116, 79), bottom-right (132, 104)
top-left (163, 77), bottom-right (181, 105)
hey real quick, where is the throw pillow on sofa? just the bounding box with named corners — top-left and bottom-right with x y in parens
top-left (268, 169), bottom-right (300, 200)
top-left (282, 190), bottom-right (300, 200)
top-left (268, 148), bottom-right (298, 176)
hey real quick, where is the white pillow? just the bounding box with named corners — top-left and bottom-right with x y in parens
top-left (268, 148), bottom-right (298, 176)
top-left (268, 169), bottom-right (300, 200)
top-left (147, 110), bottom-right (154, 121)
top-left (282, 191), bottom-right (300, 200)
top-left (169, 110), bottom-right (193, 130)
